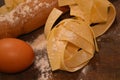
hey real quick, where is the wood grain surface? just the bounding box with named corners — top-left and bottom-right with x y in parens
top-left (0, 0), bottom-right (120, 80)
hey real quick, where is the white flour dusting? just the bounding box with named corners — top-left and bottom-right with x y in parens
top-left (30, 33), bottom-right (53, 80)
top-left (0, 0), bottom-right (50, 24)
top-left (31, 34), bottom-right (46, 50)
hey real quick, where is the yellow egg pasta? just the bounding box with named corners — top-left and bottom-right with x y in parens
top-left (44, 0), bottom-right (116, 72)
top-left (44, 8), bottom-right (63, 38)
top-left (0, 0), bottom-right (25, 15)
top-left (92, 3), bottom-right (116, 37)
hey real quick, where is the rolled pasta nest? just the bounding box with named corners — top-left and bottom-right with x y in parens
top-left (44, 0), bottom-right (116, 72)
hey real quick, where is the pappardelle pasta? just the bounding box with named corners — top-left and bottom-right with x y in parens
top-left (0, 0), bottom-right (25, 15)
top-left (44, 0), bottom-right (116, 72)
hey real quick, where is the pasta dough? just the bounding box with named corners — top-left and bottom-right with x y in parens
top-left (0, 0), bottom-right (25, 15)
top-left (44, 0), bottom-right (116, 72)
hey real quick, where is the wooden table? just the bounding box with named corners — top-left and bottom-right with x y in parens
top-left (0, 0), bottom-right (120, 80)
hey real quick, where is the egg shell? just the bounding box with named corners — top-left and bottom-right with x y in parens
top-left (0, 38), bottom-right (35, 73)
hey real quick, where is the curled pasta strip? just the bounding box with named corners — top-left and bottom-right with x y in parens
top-left (92, 3), bottom-right (116, 37)
top-left (0, 0), bottom-right (25, 15)
top-left (44, 0), bottom-right (116, 72)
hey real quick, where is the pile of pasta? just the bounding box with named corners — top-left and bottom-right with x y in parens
top-left (0, 0), bottom-right (25, 15)
top-left (44, 0), bottom-right (116, 72)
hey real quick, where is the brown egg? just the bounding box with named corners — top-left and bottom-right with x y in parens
top-left (0, 38), bottom-right (35, 73)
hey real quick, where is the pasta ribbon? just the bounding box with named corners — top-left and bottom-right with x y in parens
top-left (0, 0), bottom-right (25, 15)
top-left (44, 0), bottom-right (116, 72)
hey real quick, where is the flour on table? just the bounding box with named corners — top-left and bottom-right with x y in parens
top-left (30, 33), bottom-right (53, 80)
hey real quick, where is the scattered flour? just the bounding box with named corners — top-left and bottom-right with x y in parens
top-left (31, 34), bottom-right (46, 50)
top-left (0, 0), bottom-right (55, 79)
top-left (30, 33), bottom-right (53, 80)
top-left (0, 0), bottom-right (51, 24)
